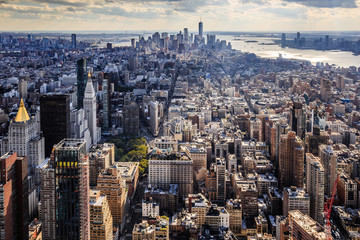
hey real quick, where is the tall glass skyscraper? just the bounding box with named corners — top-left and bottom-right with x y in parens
top-left (40, 94), bottom-right (71, 157)
top-left (71, 33), bottom-right (76, 49)
top-left (54, 139), bottom-right (89, 239)
top-left (199, 20), bottom-right (203, 39)
top-left (77, 58), bottom-right (87, 109)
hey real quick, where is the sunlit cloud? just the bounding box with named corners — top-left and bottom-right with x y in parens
top-left (0, 0), bottom-right (359, 31)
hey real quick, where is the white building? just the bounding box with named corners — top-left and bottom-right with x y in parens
top-left (306, 153), bottom-right (325, 224)
top-left (205, 205), bottom-right (230, 229)
top-left (70, 109), bottom-right (92, 151)
top-left (149, 101), bottom-right (160, 136)
top-left (142, 198), bottom-right (160, 218)
top-left (83, 74), bottom-right (100, 145)
top-left (5, 99), bottom-right (45, 168)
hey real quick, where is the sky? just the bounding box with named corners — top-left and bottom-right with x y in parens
top-left (0, 0), bottom-right (360, 32)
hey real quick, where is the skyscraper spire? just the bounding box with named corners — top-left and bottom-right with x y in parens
top-left (84, 72), bottom-right (95, 99)
top-left (84, 73), bottom-right (98, 145)
top-left (14, 98), bottom-right (30, 122)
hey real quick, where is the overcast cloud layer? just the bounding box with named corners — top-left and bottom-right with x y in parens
top-left (0, 0), bottom-right (359, 31)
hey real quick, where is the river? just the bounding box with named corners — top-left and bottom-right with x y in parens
top-left (97, 34), bottom-right (360, 68)
top-left (218, 35), bottom-right (360, 68)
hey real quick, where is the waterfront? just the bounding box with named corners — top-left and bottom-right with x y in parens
top-left (100, 33), bottom-right (360, 68)
top-left (218, 35), bottom-right (360, 68)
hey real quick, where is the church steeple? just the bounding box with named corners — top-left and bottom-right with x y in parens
top-left (14, 99), bottom-right (30, 122)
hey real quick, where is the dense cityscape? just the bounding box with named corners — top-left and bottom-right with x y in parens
top-left (1, 14), bottom-right (360, 240)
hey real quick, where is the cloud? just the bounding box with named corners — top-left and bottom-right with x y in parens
top-left (90, 6), bottom-right (168, 19)
top-left (173, 0), bottom-right (229, 12)
top-left (239, 0), bottom-right (268, 5)
top-left (263, 7), bottom-right (308, 19)
top-left (29, 0), bottom-right (89, 7)
top-left (283, 0), bottom-right (357, 8)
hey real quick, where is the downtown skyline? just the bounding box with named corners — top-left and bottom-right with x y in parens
top-left (0, 0), bottom-right (360, 32)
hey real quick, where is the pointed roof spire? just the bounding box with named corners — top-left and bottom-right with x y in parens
top-left (84, 73), bottom-right (95, 99)
top-left (14, 99), bottom-right (30, 122)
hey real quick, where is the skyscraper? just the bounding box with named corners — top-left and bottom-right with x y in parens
top-left (83, 72), bottom-right (99, 145)
top-left (41, 161), bottom-right (56, 240)
top-left (6, 99), bottom-right (45, 169)
top-left (97, 167), bottom-right (127, 227)
top-left (89, 190), bottom-right (113, 240)
top-left (319, 145), bottom-right (337, 195)
top-left (306, 153), bottom-right (324, 224)
top-left (123, 101), bottom-right (139, 136)
top-left (77, 58), bottom-right (88, 108)
top-left (320, 78), bottom-right (332, 102)
top-left (102, 74), bottom-right (111, 129)
top-left (184, 28), bottom-right (189, 42)
top-left (279, 131), bottom-right (304, 188)
top-left (290, 102), bottom-right (306, 139)
top-left (18, 73), bottom-right (28, 99)
top-left (71, 33), bottom-right (76, 49)
top-left (216, 159), bottom-right (226, 202)
top-left (199, 20), bottom-right (203, 39)
top-left (41, 139), bottom-right (90, 240)
top-left (149, 101), bottom-right (159, 136)
top-left (296, 32), bottom-right (301, 48)
top-left (281, 33), bottom-right (286, 48)
top-left (0, 152), bottom-right (29, 240)
top-left (40, 94), bottom-right (71, 157)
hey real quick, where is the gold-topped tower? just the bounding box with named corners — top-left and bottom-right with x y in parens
top-left (14, 99), bottom-right (30, 122)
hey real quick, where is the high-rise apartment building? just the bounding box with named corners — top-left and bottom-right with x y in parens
top-left (149, 101), bottom-right (160, 136)
top-left (41, 163), bottom-right (56, 240)
top-left (305, 127), bottom-right (329, 156)
top-left (319, 144), bottom-right (337, 195)
top-left (290, 102), bottom-right (306, 139)
top-left (18, 77), bottom-right (28, 100)
top-left (320, 78), bottom-right (332, 102)
top-left (279, 131), bottom-right (304, 188)
top-left (40, 94), bottom-right (71, 157)
top-left (89, 190), bottom-right (113, 240)
top-left (123, 102), bottom-right (139, 136)
top-left (89, 143), bottom-right (115, 186)
top-left (97, 167), bottom-right (127, 227)
top-left (306, 153), bottom-right (325, 224)
top-left (216, 159), bottom-right (226, 202)
top-left (0, 152), bottom-right (29, 240)
top-left (41, 139), bottom-right (90, 240)
top-left (77, 58), bottom-right (87, 108)
top-left (148, 150), bottom-right (193, 196)
top-left (102, 74), bottom-right (111, 129)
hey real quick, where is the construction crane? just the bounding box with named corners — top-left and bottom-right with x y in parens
top-left (324, 174), bottom-right (340, 240)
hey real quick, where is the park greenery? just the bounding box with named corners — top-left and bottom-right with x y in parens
top-left (107, 135), bottom-right (148, 176)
